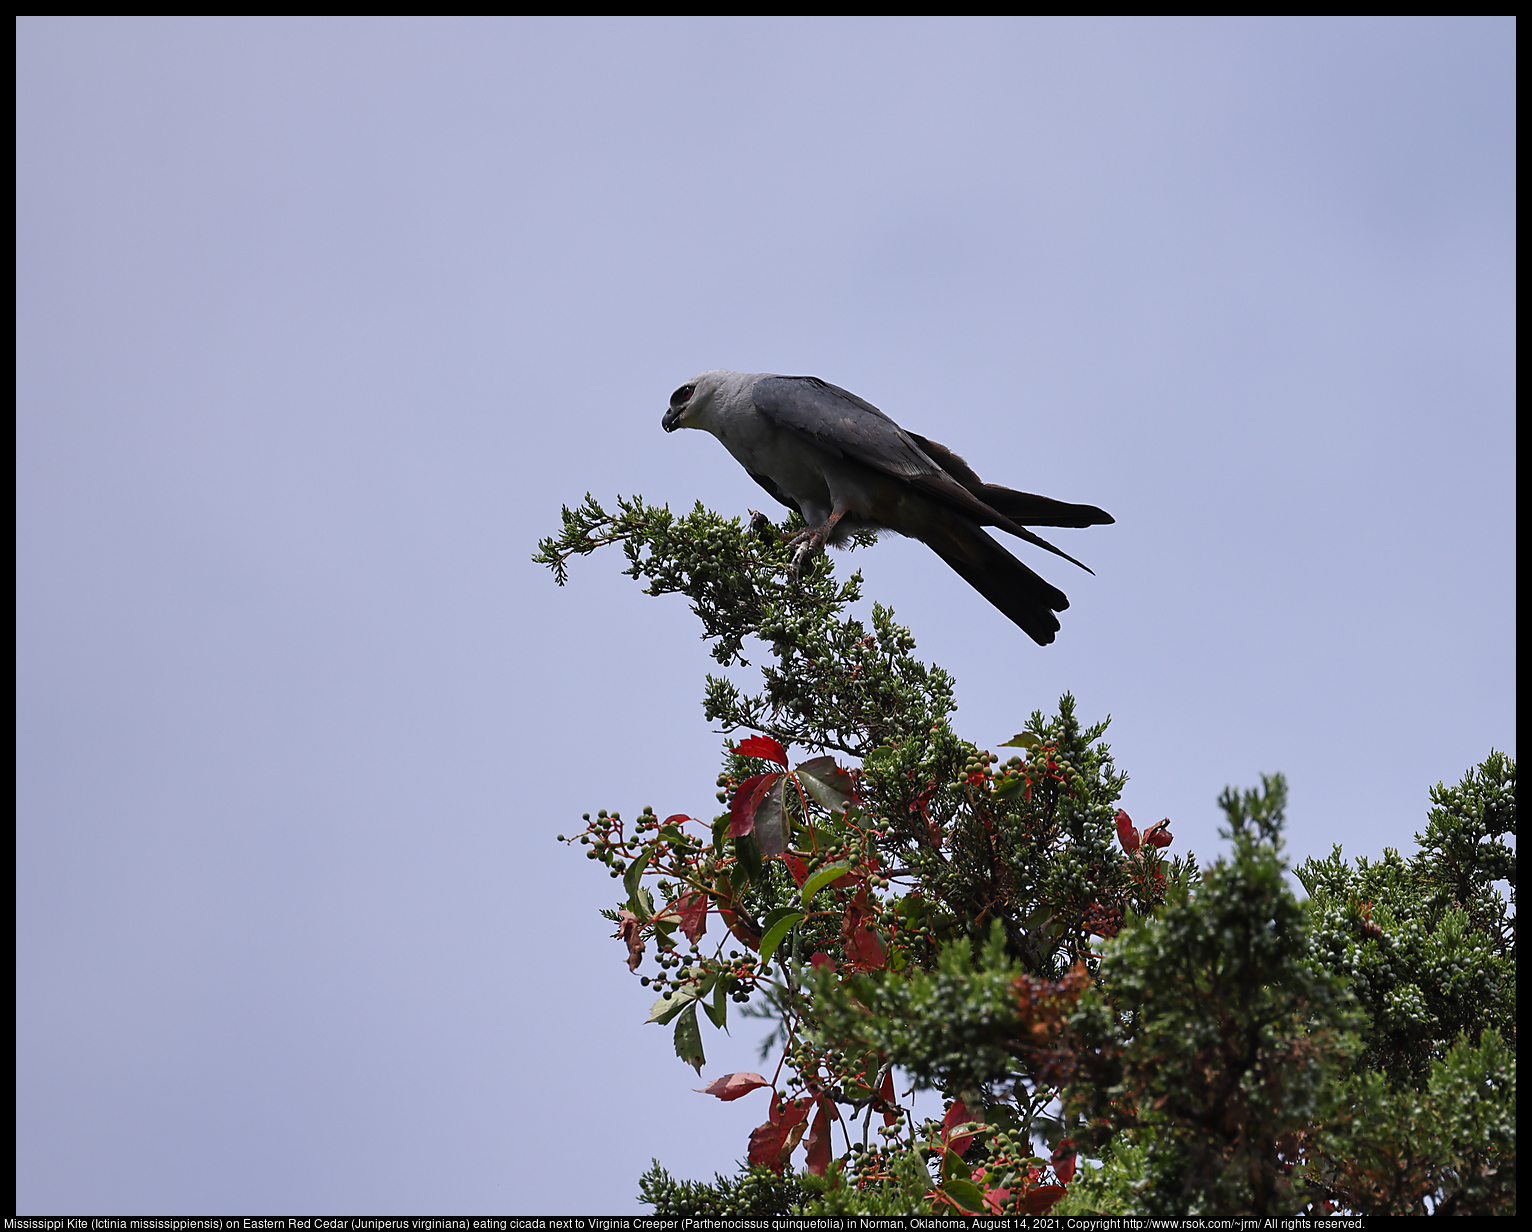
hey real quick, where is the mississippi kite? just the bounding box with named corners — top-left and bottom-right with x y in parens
top-left (661, 370), bottom-right (1113, 645)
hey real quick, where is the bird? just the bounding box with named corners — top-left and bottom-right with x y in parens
top-left (661, 370), bottom-right (1113, 645)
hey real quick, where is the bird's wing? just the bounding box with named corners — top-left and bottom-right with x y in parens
top-left (751, 376), bottom-right (1019, 523)
top-left (751, 376), bottom-right (1097, 571)
top-left (745, 468), bottom-right (802, 516)
top-left (750, 375), bottom-right (944, 478)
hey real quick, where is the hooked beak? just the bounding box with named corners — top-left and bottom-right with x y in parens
top-left (661, 405), bottom-right (683, 432)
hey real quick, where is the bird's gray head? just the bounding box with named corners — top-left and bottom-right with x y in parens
top-left (661, 370), bottom-right (738, 433)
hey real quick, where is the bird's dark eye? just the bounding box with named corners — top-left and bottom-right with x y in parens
top-left (670, 384), bottom-right (696, 407)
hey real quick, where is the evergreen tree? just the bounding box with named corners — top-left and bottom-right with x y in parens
top-left (536, 496), bottom-right (1515, 1217)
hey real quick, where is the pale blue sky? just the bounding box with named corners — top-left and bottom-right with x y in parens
top-left (17, 16), bottom-right (1514, 1214)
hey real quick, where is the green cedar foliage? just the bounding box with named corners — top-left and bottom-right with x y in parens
top-left (1295, 749), bottom-right (1515, 1087)
top-left (636, 1160), bottom-right (808, 1217)
top-left (535, 494), bottom-right (952, 756)
top-left (538, 496), bottom-right (1515, 1217)
top-left (1057, 796), bottom-right (1360, 1216)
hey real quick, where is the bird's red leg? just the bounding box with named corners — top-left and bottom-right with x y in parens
top-left (787, 508), bottom-right (847, 578)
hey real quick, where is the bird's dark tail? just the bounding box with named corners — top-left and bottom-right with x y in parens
top-left (906, 432), bottom-right (1115, 527)
top-left (922, 513), bottom-right (1070, 646)
top-left (976, 486), bottom-right (1115, 528)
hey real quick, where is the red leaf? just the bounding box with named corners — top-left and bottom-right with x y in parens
top-left (613, 909), bottom-right (645, 971)
top-left (770, 1092), bottom-right (813, 1129)
top-left (840, 894), bottom-right (887, 970)
top-left (1143, 817), bottom-right (1174, 848)
top-left (1051, 1138), bottom-right (1077, 1184)
top-left (783, 853), bottom-right (809, 886)
top-left (879, 1066), bottom-right (899, 1126)
top-left (1024, 1184), bottom-right (1066, 1215)
top-left (809, 951), bottom-right (836, 973)
top-left (696, 1072), bottom-right (770, 1102)
top-left (747, 1120), bottom-right (793, 1172)
top-left (942, 1098), bottom-right (978, 1157)
top-left (730, 773), bottom-right (781, 838)
top-left (719, 905), bottom-right (762, 951)
top-left (984, 1187), bottom-right (1013, 1215)
top-left (749, 1093), bottom-right (812, 1173)
top-left (912, 783), bottom-right (943, 847)
top-left (843, 922), bottom-right (886, 968)
top-left (674, 890), bottom-right (708, 944)
top-left (662, 814), bottom-right (695, 827)
top-left (1115, 809), bottom-right (1140, 854)
top-left (735, 735), bottom-right (789, 767)
top-left (804, 1102), bottom-right (834, 1176)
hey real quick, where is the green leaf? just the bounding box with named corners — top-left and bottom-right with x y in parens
top-left (800, 862), bottom-right (853, 905)
top-left (942, 1148), bottom-right (972, 1182)
top-left (733, 832), bottom-right (764, 889)
top-left (673, 1002), bottom-right (705, 1074)
top-left (794, 756), bottom-right (855, 814)
top-left (1000, 732), bottom-right (1039, 749)
top-left (623, 850), bottom-right (651, 912)
top-left (992, 776), bottom-right (1027, 801)
top-left (631, 885), bottom-right (654, 921)
top-left (646, 974), bottom-right (712, 1025)
top-left (941, 1177), bottom-right (986, 1213)
top-left (762, 904), bottom-right (805, 931)
top-left (760, 911), bottom-right (807, 966)
top-left (704, 973), bottom-right (729, 1030)
top-left (754, 776), bottom-right (790, 857)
